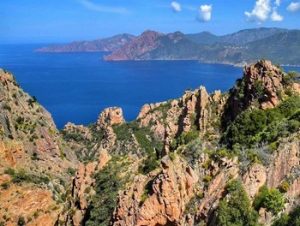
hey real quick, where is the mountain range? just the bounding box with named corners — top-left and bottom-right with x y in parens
top-left (37, 33), bottom-right (135, 53)
top-left (37, 28), bottom-right (300, 65)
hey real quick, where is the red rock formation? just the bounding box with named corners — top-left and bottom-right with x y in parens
top-left (112, 156), bottom-right (198, 226)
top-left (104, 31), bottom-right (163, 61)
top-left (97, 107), bottom-right (125, 129)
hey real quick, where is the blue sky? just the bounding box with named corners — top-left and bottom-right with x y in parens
top-left (1, 0), bottom-right (300, 43)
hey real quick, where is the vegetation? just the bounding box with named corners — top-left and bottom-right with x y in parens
top-left (113, 122), bottom-right (163, 174)
top-left (4, 168), bottom-right (50, 185)
top-left (61, 131), bottom-right (86, 142)
top-left (272, 206), bottom-right (300, 226)
top-left (223, 95), bottom-right (300, 147)
top-left (171, 130), bottom-right (199, 150)
top-left (215, 180), bottom-right (259, 226)
top-left (17, 216), bottom-right (25, 226)
top-left (86, 157), bottom-right (131, 226)
top-left (283, 71), bottom-right (299, 86)
top-left (253, 185), bottom-right (285, 214)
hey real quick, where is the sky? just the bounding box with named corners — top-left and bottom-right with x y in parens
top-left (1, 0), bottom-right (300, 43)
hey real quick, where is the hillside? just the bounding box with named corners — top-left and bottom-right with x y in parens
top-left (37, 28), bottom-right (300, 65)
top-left (0, 69), bottom-right (77, 225)
top-left (105, 28), bottom-right (300, 65)
top-left (0, 60), bottom-right (300, 226)
top-left (36, 34), bottom-right (135, 53)
top-left (186, 27), bottom-right (286, 45)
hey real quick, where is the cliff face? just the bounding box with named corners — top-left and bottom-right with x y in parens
top-left (0, 60), bottom-right (299, 226)
top-left (0, 69), bottom-right (77, 225)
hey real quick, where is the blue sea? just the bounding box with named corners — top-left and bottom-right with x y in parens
top-left (0, 44), bottom-right (299, 128)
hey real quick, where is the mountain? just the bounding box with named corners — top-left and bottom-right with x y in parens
top-left (218, 27), bottom-right (287, 45)
top-left (186, 28), bottom-right (287, 45)
top-left (186, 31), bottom-right (219, 45)
top-left (1, 60), bottom-right (300, 225)
top-left (36, 33), bottom-right (136, 52)
top-left (37, 28), bottom-right (300, 65)
top-left (104, 30), bottom-right (202, 61)
top-left (104, 28), bottom-right (300, 65)
top-left (245, 30), bottom-right (300, 65)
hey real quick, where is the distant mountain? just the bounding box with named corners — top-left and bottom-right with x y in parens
top-left (218, 27), bottom-right (287, 45)
top-left (36, 33), bottom-right (135, 52)
top-left (245, 30), bottom-right (300, 65)
top-left (37, 28), bottom-right (300, 65)
top-left (105, 28), bottom-right (300, 65)
top-left (104, 30), bottom-right (202, 61)
top-left (185, 31), bottom-right (219, 45)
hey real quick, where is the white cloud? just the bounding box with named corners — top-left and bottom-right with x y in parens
top-left (287, 2), bottom-right (300, 12)
top-left (198, 5), bottom-right (212, 22)
top-left (271, 8), bottom-right (283, 21)
top-left (77, 0), bottom-right (129, 14)
top-left (245, 0), bottom-right (272, 22)
top-left (275, 0), bottom-right (281, 6)
top-left (171, 1), bottom-right (182, 12)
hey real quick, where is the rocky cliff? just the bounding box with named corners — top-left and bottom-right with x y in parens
top-left (0, 60), bottom-right (300, 226)
top-left (0, 69), bottom-right (78, 225)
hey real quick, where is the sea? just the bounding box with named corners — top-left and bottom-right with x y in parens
top-left (0, 44), bottom-right (299, 129)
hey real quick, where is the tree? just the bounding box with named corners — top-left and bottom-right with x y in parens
top-left (216, 180), bottom-right (259, 226)
top-left (253, 185), bottom-right (285, 215)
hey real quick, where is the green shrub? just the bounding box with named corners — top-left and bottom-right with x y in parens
top-left (112, 123), bottom-right (132, 141)
top-left (86, 157), bottom-right (130, 226)
top-left (283, 71), bottom-right (298, 86)
top-left (215, 180), bottom-right (259, 226)
top-left (1, 182), bottom-right (10, 190)
top-left (272, 206), bottom-right (300, 226)
top-left (5, 168), bottom-right (49, 185)
top-left (179, 130), bottom-right (199, 145)
top-left (17, 216), bottom-right (25, 226)
top-left (203, 175), bottom-right (212, 183)
top-left (67, 167), bottom-right (76, 176)
top-left (223, 95), bottom-right (300, 147)
top-left (278, 181), bottom-right (290, 193)
top-left (2, 103), bottom-right (11, 111)
top-left (4, 167), bottom-right (15, 176)
top-left (138, 156), bottom-right (159, 175)
top-left (31, 152), bottom-right (39, 160)
top-left (172, 130), bottom-right (199, 150)
top-left (253, 185), bottom-right (285, 214)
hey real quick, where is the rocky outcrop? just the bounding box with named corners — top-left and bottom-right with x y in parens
top-left (137, 87), bottom-right (226, 152)
top-left (244, 60), bottom-right (284, 109)
top-left (0, 69), bottom-right (77, 225)
top-left (71, 149), bottom-right (111, 226)
top-left (112, 156), bottom-right (198, 226)
top-left (197, 157), bottom-right (239, 222)
top-left (72, 162), bottom-right (97, 226)
top-left (63, 122), bottom-right (92, 141)
top-left (97, 107), bottom-right (125, 129)
top-left (267, 139), bottom-right (300, 188)
top-left (223, 60), bottom-right (286, 124)
top-left (0, 184), bottom-right (61, 226)
top-left (243, 163), bottom-right (267, 200)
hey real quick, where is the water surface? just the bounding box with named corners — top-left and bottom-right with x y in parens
top-left (1, 44), bottom-right (298, 128)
